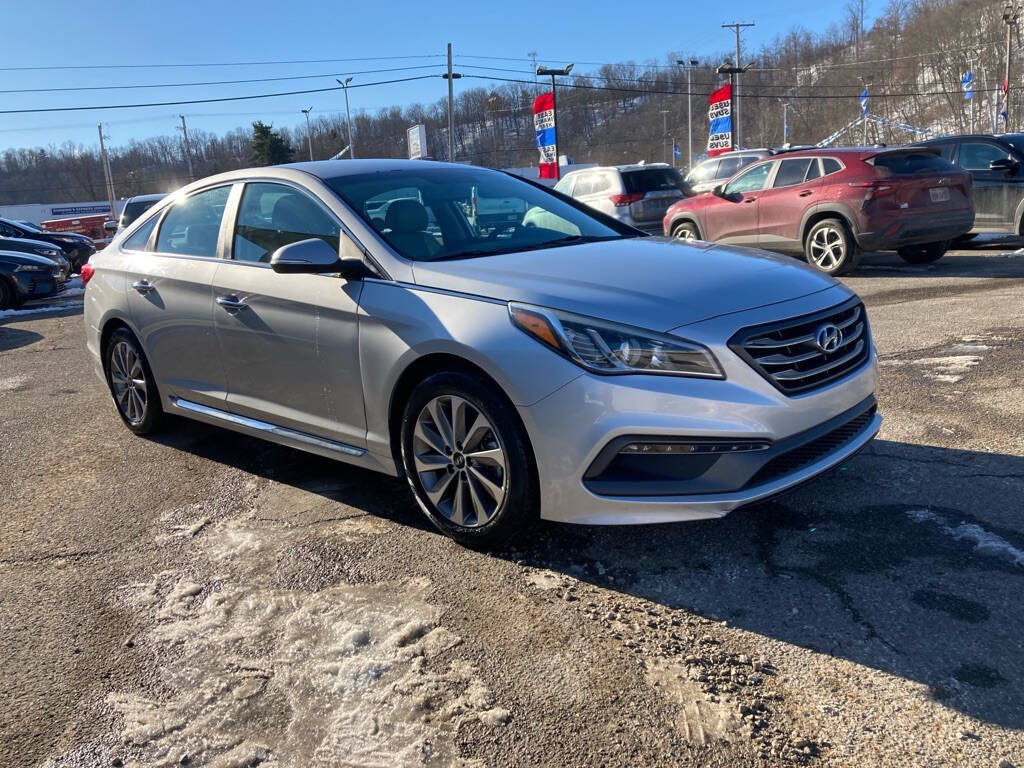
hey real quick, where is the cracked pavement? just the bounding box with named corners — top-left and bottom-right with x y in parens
top-left (1, 249), bottom-right (1022, 767)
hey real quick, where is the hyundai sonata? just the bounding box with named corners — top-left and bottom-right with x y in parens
top-left (83, 160), bottom-right (880, 545)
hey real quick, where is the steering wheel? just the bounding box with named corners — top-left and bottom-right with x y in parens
top-left (486, 222), bottom-right (520, 240)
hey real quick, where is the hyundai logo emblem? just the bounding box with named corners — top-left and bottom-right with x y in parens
top-left (815, 323), bottom-right (843, 353)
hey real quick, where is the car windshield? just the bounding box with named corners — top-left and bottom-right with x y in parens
top-left (5, 218), bottom-right (41, 233)
top-left (326, 166), bottom-right (634, 261)
top-left (999, 134), bottom-right (1024, 154)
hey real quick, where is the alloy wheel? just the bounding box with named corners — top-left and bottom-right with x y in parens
top-left (809, 226), bottom-right (845, 270)
top-left (412, 395), bottom-right (508, 528)
top-left (675, 225), bottom-right (697, 241)
top-left (110, 340), bottom-right (148, 426)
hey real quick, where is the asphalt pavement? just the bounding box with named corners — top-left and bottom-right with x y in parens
top-left (1, 249), bottom-right (1021, 768)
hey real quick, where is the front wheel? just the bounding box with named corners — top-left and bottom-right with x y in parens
top-left (672, 221), bottom-right (700, 241)
top-left (104, 328), bottom-right (163, 435)
top-left (897, 242), bottom-right (947, 264)
top-left (804, 218), bottom-right (860, 276)
top-left (400, 371), bottom-right (538, 547)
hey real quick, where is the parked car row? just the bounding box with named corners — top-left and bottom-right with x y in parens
top-left (0, 216), bottom-right (95, 273)
top-left (0, 249), bottom-right (67, 310)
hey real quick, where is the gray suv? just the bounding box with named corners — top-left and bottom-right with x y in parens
top-left (84, 160), bottom-right (880, 546)
top-left (549, 163), bottom-right (685, 234)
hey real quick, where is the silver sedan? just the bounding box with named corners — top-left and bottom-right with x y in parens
top-left (83, 160), bottom-right (880, 545)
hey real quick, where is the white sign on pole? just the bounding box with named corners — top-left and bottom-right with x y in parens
top-left (407, 124), bottom-right (427, 160)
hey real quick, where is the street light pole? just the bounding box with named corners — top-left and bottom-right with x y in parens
top-left (537, 64), bottom-right (574, 180)
top-left (301, 107), bottom-right (314, 161)
top-left (660, 109), bottom-right (669, 164)
top-left (676, 59), bottom-right (699, 169)
top-left (337, 77), bottom-right (355, 159)
top-left (716, 61), bottom-right (751, 152)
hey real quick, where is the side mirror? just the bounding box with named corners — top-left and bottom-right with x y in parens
top-left (989, 157), bottom-right (1018, 173)
top-left (103, 220), bottom-right (118, 233)
top-left (711, 184), bottom-right (725, 197)
top-left (270, 237), bottom-right (372, 279)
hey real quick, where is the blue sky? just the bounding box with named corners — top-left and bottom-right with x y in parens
top-left (1, 0), bottom-right (863, 154)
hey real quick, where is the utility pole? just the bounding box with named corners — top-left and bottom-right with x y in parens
top-left (442, 43), bottom-right (463, 162)
top-left (301, 107), bottom-right (314, 161)
top-left (178, 114), bottom-right (195, 180)
top-left (97, 124), bottom-right (116, 220)
top-left (336, 77), bottom-right (355, 159)
top-left (528, 51), bottom-right (538, 91)
top-left (677, 59), bottom-right (699, 170)
top-left (782, 102), bottom-right (788, 144)
top-left (660, 109), bottom-right (670, 164)
top-left (1003, 5), bottom-right (1021, 132)
top-left (722, 21), bottom-right (755, 148)
top-left (537, 64), bottom-right (574, 180)
top-left (716, 62), bottom-right (750, 152)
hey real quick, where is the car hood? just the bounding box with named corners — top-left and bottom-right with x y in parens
top-left (0, 250), bottom-right (59, 267)
top-left (411, 237), bottom-right (838, 332)
top-left (0, 237), bottom-right (60, 251)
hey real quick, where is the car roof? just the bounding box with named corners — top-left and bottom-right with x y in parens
top-left (562, 163), bottom-right (675, 176)
top-left (125, 193), bottom-right (166, 203)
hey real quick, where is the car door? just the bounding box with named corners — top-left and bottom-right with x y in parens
top-left (210, 180), bottom-right (366, 447)
top-left (705, 160), bottom-right (774, 244)
top-left (954, 140), bottom-right (1023, 231)
top-left (123, 185), bottom-right (232, 409)
top-left (757, 158), bottom-right (824, 253)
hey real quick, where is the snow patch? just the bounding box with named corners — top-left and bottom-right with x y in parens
top-left (106, 521), bottom-right (502, 766)
top-left (906, 509), bottom-right (1024, 568)
top-left (0, 374), bottom-right (30, 393)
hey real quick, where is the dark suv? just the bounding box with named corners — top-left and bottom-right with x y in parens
top-left (915, 133), bottom-right (1024, 236)
top-left (0, 216), bottom-right (95, 272)
top-left (664, 147), bottom-right (974, 275)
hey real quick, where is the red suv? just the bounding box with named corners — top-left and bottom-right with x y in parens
top-left (663, 147), bottom-right (974, 275)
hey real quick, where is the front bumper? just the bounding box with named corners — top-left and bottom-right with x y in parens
top-left (517, 288), bottom-right (880, 525)
top-left (856, 208), bottom-right (974, 251)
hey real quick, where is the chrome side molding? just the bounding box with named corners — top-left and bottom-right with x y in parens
top-left (169, 397), bottom-right (365, 457)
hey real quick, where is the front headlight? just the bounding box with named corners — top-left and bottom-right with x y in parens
top-left (509, 302), bottom-right (724, 379)
top-left (14, 264), bottom-right (47, 272)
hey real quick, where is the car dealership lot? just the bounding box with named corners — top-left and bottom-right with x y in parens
top-left (1, 250), bottom-right (1022, 768)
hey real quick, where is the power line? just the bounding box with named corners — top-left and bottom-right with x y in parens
top-left (0, 65), bottom-right (444, 95)
top-left (0, 55), bottom-right (446, 73)
top-left (0, 75), bottom-right (439, 115)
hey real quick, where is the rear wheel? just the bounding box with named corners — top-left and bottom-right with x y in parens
top-left (400, 371), bottom-right (538, 547)
top-left (104, 328), bottom-right (163, 435)
top-left (672, 221), bottom-right (700, 241)
top-left (805, 218), bottom-right (860, 276)
top-left (897, 242), bottom-right (947, 264)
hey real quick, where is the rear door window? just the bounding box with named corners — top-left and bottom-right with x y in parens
top-left (122, 216), bottom-right (158, 251)
top-left (155, 186), bottom-right (231, 258)
top-left (804, 159), bottom-right (822, 180)
top-left (957, 142), bottom-right (1011, 171)
top-left (772, 159), bottom-right (813, 188)
top-left (622, 167), bottom-right (684, 194)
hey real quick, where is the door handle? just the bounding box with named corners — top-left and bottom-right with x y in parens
top-left (131, 280), bottom-right (154, 294)
top-left (798, 190), bottom-right (814, 197)
top-left (744, 197), bottom-right (757, 203)
top-left (216, 295), bottom-right (248, 310)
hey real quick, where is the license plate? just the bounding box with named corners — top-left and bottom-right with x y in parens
top-left (929, 187), bottom-right (950, 203)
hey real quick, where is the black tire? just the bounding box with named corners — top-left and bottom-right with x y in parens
top-left (897, 242), bottom-right (947, 264)
top-left (0, 278), bottom-right (12, 311)
top-left (672, 221), bottom-right (700, 241)
top-left (804, 218), bottom-right (860, 276)
top-left (103, 327), bottom-right (163, 435)
top-left (400, 371), bottom-right (539, 547)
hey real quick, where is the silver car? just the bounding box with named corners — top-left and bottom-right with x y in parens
top-left (83, 160), bottom-right (880, 545)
